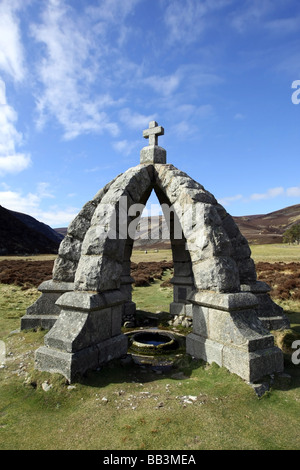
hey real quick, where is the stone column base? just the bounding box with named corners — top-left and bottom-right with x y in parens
top-left (21, 280), bottom-right (74, 330)
top-left (33, 289), bottom-right (128, 382)
top-left (35, 334), bottom-right (128, 383)
top-left (186, 333), bottom-right (283, 383)
top-left (186, 290), bottom-right (284, 383)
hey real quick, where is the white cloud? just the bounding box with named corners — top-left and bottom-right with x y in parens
top-left (31, 0), bottom-right (119, 140)
top-left (34, 207), bottom-right (78, 227)
top-left (169, 120), bottom-right (199, 139)
top-left (231, 0), bottom-right (272, 33)
top-left (286, 186), bottom-right (300, 197)
top-left (119, 108), bottom-right (156, 130)
top-left (164, 0), bottom-right (232, 45)
top-left (112, 139), bottom-right (140, 156)
top-left (0, 184), bottom-right (77, 227)
top-left (219, 184), bottom-right (300, 208)
top-left (0, 0), bottom-right (26, 82)
top-left (143, 73), bottom-right (181, 97)
top-left (0, 78), bottom-right (31, 175)
top-left (234, 113), bottom-right (246, 120)
top-left (0, 189), bottom-right (40, 214)
top-left (218, 194), bottom-right (243, 206)
top-left (250, 187), bottom-right (284, 200)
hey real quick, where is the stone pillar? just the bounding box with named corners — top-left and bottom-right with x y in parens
top-left (35, 290), bottom-right (128, 382)
top-left (21, 280), bottom-right (74, 330)
top-left (169, 275), bottom-right (194, 318)
top-left (240, 281), bottom-right (290, 330)
top-left (186, 290), bottom-right (284, 383)
top-left (120, 274), bottom-right (136, 326)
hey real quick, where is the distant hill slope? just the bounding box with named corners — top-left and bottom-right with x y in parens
top-left (55, 227), bottom-right (68, 237)
top-left (0, 205), bottom-right (63, 255)
top-left (131, 203), bottom-right (300, 248)
top-left (233, 203), bottom-right (300, 244)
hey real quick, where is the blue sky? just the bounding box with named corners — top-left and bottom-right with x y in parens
top-left (0, 0), bottom-right (300, 228)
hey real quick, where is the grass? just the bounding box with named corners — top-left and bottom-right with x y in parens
top-left (132, 270), bottom-right (173, 314)
top-left (249, 243), bottom-right (300, 263)
top-left (1, 323), bottom-right (300, 450)
top-left (131, 243), bottom-right (300, 264)
top-left (0, 244), bottom-right (300, 450)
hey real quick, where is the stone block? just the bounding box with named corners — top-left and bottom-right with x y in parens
top-left (20, 280), bottom-right (74, 330)
top-left (192, 256), bottom-right (240, 292)
top-left (170, 302), bottom-right (186, 317)
top-left (186, 333), bottom-right (223, 367)
top-left (206, 308), bottom-right (273, 350)
top-left (44, 308), bottom-right (112, 353)
top-left (122, 301), bottom-right (136, 318)
top-left (35, 334), bottom-right (128, 383)
top-left (55, 290), bottom-right (126, 311)
top-left (74, 255), bottom-right (123, 291)
top-left (111, 305), bottom-right (122, 336)
top-left (140, 146), bottom-right (166, 164)
top-left (58, 235), bottom-right (82, 262)
top-left (185, 303), bottom-right (193, 318)
top-left (222, 345), bottom-right (284, 383)
top-left (173, 261), bottom-right (193, 277)
top-left (188, 290), bottom-right (258, 311)
top-left (52, 257), bottom-right (78, 283)
top-left (192, 305), bottom-right (209, 337)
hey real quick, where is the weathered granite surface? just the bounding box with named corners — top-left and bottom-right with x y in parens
top-left (22, 121), bottom-right (289, 385)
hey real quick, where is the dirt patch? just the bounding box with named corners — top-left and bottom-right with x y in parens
top-left (256, 262), bottom-right (300, 301)
top-left (131, 261), bottom-right (173, 287)
top-left (0, 259), bottom-right (175, 290)
top-left (0, 260), bottom-right (54, 289)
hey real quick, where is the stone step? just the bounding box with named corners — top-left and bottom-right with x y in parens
top-left (20, 314), bottom-right (58, 330)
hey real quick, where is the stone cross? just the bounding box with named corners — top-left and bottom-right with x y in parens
top-left (143, 121), bottom-right (164, 146)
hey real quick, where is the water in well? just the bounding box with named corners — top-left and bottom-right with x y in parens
top-left (126, 329), bottom-right (186, 368)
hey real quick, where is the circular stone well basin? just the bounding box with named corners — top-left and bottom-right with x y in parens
top-left (130, 330), bottom-right (178, 355)
top-left (126, 329), bottom-right (185, 367)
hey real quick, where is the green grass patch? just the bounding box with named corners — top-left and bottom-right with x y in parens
top-left (250, 244), bottom-right (300, 263)
top-left (132, 270), bottom-right (173, 314)
top-left (1, 244), bottom-right (300, 450)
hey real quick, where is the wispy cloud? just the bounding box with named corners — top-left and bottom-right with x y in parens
top-left (0, 78), bottom-right (31, 175)
top-left (143, 73), bottom-right (181, 97)
top-left (234, 113), bottom-right (246, 120)
top-left (31, 0), bottom-right (119, 140)
top-left (250, 186), bottom-right (284, 200)
top-left (220, 184), bottom-right (300, 208)
top-left (119, 108), bottom-right (156, 130)
top-left (112, 139), bottom-right (140, 157)
top-left (286, 186), bottom-right (300, 197)
top-left (0, 0), bottom-right (26, 82)
top-left (164, 0), bottom-right (232, 45)
top-left (218, 194), bottom-right (243, 206)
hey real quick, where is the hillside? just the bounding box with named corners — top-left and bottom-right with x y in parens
top-left (132, 204), bottom-right (300, 248)
top-left (0, 205), bottom-right (63, 255)
top-left (234, 203), bottom-right (300, 244)
top-left (1, 203), bottom-right (298, 256)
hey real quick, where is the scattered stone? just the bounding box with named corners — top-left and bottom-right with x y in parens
top-left (42, 382), bottom-right (52, 392)
top-left (102, 397), bottom-right (108, 403)
top-left (250, 382), bottom-right (270, 397)
top-left (123, 321), bottom-right (135, 328)
top-left (67, 385), bottom-right (76, 390)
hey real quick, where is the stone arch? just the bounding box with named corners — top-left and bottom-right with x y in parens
top-left (22, 121), bottom-right (289, 386)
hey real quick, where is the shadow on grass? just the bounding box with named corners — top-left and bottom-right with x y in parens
top-left (76, 354), bottom-right (206, 390)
